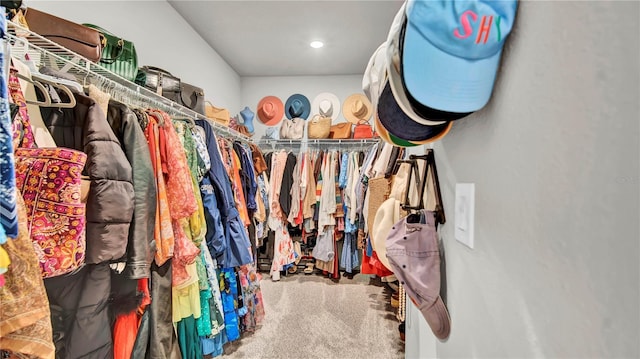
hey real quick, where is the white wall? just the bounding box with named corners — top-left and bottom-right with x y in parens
top-left (240, 75), bottom-right (363, 139)
top-left (26, 0), bottom-right (241, 111)
top-left (406, 1), bottom-right (639, 358)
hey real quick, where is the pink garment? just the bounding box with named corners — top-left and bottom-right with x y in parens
top-left (171, 218), bottom-right (200, 286)
top-left (269, 151), bottom-right (288, 222)
top-left (159, 112), bottom-right (198, 220)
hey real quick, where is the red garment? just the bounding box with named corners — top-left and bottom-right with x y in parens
top-left (113, 311), bottom-right (137, 359)
top-left (112, 278), bottom-right (151, 359)
top-left (360, 250), bottom-right (394, 277)
top-left (143, 114), bottom-right (174, 265)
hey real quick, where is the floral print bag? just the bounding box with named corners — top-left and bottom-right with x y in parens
top-left (14, 147), bottom-right (87, 278)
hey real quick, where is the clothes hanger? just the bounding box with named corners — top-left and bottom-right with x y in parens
top-left (13, 72), bottom-right (52, 106)
top-left (21, 52), bottom-right (84, 94)
top-left (28, 76), bottom-right (77, 109)
top-left (172, 116), bottom-right (196, 127)
top-left (146, 109), bottom-right (166, 126)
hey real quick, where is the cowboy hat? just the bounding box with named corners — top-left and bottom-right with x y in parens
top-left (285, 94), bottom-right (311, 120)
top-left (343, 93), bottom-right (372, 124)
top-left (311, 92), bottom-right (341, 121)
top-left (257, 96), bottom-right (284, 126)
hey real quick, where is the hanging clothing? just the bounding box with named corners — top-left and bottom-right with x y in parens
top-left (287, 153), bottom-right (303, 225)
top-left (340, 231), bottom-right (360, 274)
top-left (312, 228), bottom-right (335, 262)
top-left (191, 125), bottom-right (211, 182)
top-left (106, 100), bottom-right (156, 279)
top-left (138, 110), bottom-right (175, 266)
top-left (318, 151), bottom-right (337, 232)
top-left (238, 264), bottom-right (265, 332)
top-left (147, 260), bottom-right (183, 359)
top-left (157, 111), bottom-right (198, 220)
top-left (279, 152), bottom-right (297, 219)
top-left (112, 277), bottom-right (151, 359)
top-left (196, 119), bottom-right (252, 268)
top-left (170, 120), bottom-right (203, 289)
top-left (0, 191), bottom-right (55, 359)
top-left (269, 220), bottom-right (295, 281)
top-left (8, 69), bottom-right (35, 149)
top-left (44, 263), bottom-right (113, 358)
top-left (268, 151), bottom-right (288, 223)
top-left (177, 315), bottom-right (203, 359)
top-left (249, 143), bottom-right (268, 175)
top-left (40, 92), bottom-right (135, 264)
top-left (334, 152), bottom-right (345, 218)
top-left (0, 22), bottom-right (17, 238)
top-left (200, 176), bottom-right (226, 264)
top-left (200, 242), bottom-right (225, 336)
top-left (220, 268), bottom-right (240, 342)
top-left (200, 242), bottom-right (226, 357)
top-left (233, 142), bottom-right (258, 215)
top-left (302, 152), bottom-right (317, 220)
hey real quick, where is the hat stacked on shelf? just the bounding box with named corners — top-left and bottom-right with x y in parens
top-left (367, 0), bottom-right (518, 147)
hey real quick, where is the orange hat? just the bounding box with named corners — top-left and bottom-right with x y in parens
top-left (257, 96), bottom-right (284, 126)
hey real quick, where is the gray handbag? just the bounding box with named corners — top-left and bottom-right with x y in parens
top-left (135, 66), bottom-right (205, 115)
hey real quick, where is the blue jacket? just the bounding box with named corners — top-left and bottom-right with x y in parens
top-left (196, 120), bottom-right (253, 268)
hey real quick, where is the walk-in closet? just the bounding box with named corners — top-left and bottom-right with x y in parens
top-left (0, 1), bottom-right (637, 359)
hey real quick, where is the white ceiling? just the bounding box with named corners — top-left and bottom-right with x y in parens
top-left (168, 0), bottom-right (403, 77)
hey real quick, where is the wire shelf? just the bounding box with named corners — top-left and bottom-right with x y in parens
top-left (4, 20), bottom-right (253, 144)
top-left (257, 138), bottom-right (380, 151)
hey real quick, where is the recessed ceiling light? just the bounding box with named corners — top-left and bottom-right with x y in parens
top-left (310, 41), bottom-right (324, 49)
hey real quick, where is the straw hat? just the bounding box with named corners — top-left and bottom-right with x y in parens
top-left (257, 96), bottom-right (284, 126)
top-left (342, 93), bottom-right (372, 124)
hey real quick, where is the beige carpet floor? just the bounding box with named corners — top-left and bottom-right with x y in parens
top-left (222, 272), bottom-right (405, 359)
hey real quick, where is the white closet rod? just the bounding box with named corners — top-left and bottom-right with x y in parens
top-left (257, 138), bottom-right (379, 152)
top-left (4, 20), bottom-right (253, 144)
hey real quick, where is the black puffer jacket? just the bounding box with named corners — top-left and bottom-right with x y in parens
top-left (41, 92), bottom-right (134, 263)
top-left (106, 100), bottom-right (157, 279)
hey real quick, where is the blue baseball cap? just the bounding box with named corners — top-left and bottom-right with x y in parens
top-left (402, 0), bottom-right (518, 113)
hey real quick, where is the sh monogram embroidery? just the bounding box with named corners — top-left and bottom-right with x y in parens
top-left (453, 10), bottom-right (503, 43)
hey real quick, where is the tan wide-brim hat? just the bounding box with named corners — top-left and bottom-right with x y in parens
top-left (257, 96), bottom-right (284, 126)
top-left (311, 92), bottom-right (341, 121)
top-left (372, 198), bottom-right (402, 271)
top-left (343, 93), bottom-right (372, 124)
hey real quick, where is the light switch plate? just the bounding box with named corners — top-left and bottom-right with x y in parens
top-left (455, 183), bottom-right (475, 249)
